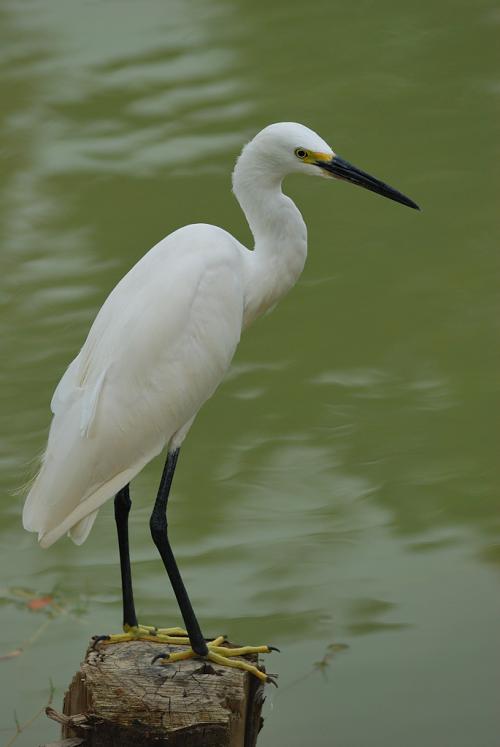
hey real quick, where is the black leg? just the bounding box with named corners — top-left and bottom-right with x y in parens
top-left (114, 485), bottom-right (138, 629)
top-left (149, 448), bottom-right (208, 657)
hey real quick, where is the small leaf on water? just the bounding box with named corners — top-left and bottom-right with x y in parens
top-left (0, 647), bottom-right (23, 661)
top-left (27, 595), bottom-right (53, 611)
top-left (326, 643), bottom-right (349, 653)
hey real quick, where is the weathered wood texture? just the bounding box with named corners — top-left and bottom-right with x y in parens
top-left (50, 640), bottom-right (268, 746)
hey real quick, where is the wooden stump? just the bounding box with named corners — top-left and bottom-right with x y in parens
top-left (47, 639), bottom-right (270, 746)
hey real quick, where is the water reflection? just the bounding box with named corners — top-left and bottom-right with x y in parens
top-left (2, 0), bottom-right (250, 177)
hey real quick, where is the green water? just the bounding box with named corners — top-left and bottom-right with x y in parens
top-left (1, 1), bottom-right (498, 745)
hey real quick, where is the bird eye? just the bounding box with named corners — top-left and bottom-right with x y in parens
top-left (295, 148), bottom-right (308, 160)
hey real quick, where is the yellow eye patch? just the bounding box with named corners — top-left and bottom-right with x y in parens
top-left (294, 148), bottom-right (334, 164)
top-left (308, 150), bottom-right (334, 163)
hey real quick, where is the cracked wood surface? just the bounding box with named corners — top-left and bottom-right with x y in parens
top-left (59, 639), bottom-right (267, 746)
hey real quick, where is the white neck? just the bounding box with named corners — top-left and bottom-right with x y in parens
top-left (232, 145), bottom-right (308, 328)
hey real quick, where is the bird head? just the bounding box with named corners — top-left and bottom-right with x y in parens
top-left (245, 122), bottom-right (419, 210)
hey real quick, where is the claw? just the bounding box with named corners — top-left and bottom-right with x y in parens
top-left (268, 646), bottom-right (280, 653)
top-left (151, 651), bottom-right (169, 664)
top-left (91, 635), bottom-right (110, 650)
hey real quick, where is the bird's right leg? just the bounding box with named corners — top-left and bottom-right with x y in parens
top-left (148, 448), bottom-right (209, 656)
top-left (93, 484), bottom-right (191, 647)
top-left (149, 449), bottom-right (276, 683)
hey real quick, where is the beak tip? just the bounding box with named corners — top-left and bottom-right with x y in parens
top-left (394, 194), bottom-right (420, 211)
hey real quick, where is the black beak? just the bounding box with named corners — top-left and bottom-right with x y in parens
top-left (317, 155), bottom-right (419, 210)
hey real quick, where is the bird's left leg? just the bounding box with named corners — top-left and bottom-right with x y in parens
top-left (93, 484), bottom-right (190, 648)
top-left (149, 448), bottom-right (277, 684)
top-left (115, 484), bottom-right (138, 629)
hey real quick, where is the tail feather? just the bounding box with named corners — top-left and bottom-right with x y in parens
top-left (23, 412), bottom-right (162, 548)
top-left (30, 462), bottom-right (149, 548)
top-left (23, 371), bottom-right (166, 548)
top-left (68, 510), bottom-right (99, 545)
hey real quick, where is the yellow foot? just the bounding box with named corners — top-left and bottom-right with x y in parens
top-left (92, 623), bottom-right (191, 648)
top-left (152, 635), bottom-right (279, 686)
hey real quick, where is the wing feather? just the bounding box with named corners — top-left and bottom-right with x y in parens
top-left (80, 368), bottom-right (107, 438)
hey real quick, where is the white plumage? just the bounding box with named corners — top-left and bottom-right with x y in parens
top-left (23, 121), bottom-right (417, 549)
top-left (24, 225), bottom-right (247, 546)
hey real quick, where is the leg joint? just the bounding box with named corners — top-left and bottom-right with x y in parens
top-left (115, 487), bottom-right (132, 515)
top-left (149, 511), bottom-right (168, 542)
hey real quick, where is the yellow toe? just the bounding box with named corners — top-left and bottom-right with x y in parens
top-left (207, 650), bottom-right (269, 683)
top-left (96, 623), bottom-right (191, 647)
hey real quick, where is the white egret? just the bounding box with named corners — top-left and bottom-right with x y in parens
top-left (23, 122), bottom-right (418, 683)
